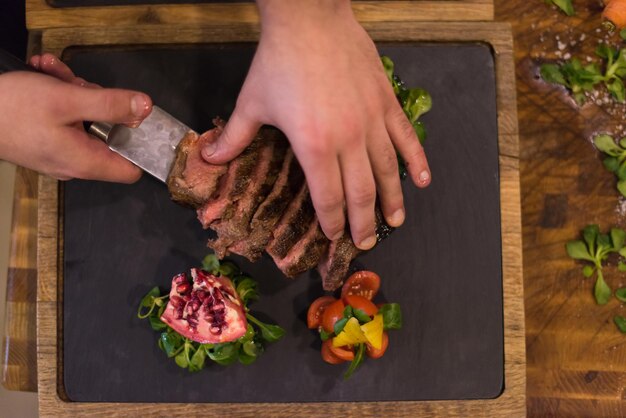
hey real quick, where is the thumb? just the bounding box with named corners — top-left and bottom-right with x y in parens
top-left (201, 107), bottom-right (261, 164)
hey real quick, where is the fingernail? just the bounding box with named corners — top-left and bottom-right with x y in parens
top-left (418, 170), bottom-right (430, 185)
top-left (131, 95), bottom-right (149, 118)
top-left (388, 208), bottom-right (405, 227)
top-left (358, 235), bottom-right (377, 250)
top-left (202, 142), bottom-right (217, 158)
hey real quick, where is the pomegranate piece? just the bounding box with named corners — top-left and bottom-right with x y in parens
top-left (160, 269), bottom-right (247, 344)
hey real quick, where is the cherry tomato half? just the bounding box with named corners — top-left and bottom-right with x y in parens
top-left (321, 299), bottom-right (345, 333)
top-left (307, 296), bottom-right (337, 329)
top-left (341, 271), bottom-right (381, 300)
top-left (329, 343), bottom-right (355, 362)
top-left (321, 340), bottom-right (346, 364)
top-left (343, 294), bottom-right (378, 317)
top-left (366, 331), bottom-right (389, 359)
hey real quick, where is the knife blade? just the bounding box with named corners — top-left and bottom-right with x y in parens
top-left (0, 48), bottom-right (193, 183)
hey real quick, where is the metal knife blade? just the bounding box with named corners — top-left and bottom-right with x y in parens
top-left (90, 106), bottom-right (195, 183)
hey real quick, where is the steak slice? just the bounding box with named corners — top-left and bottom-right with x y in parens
top-left (273, 218), bottom-right (329, 278)
top-left (317, 207), bottom-right (394, 290)
top-left (227, 148), bottom-right (305, 261)
top-left (167, 129), bottom-right (228, 208)
top-left (196, 137), bottom-right (261, 229)
top-left (265, 183), bottom-right (315, 260)
top-left (317, 232), bottom-right (361, 291)
top-left (207, 129), bottom-right (288, 258)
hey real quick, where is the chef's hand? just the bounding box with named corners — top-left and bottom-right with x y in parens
top-left (0, 54), bottom-right (152, 183)
top-left (201, 0), bottom-right (431, 250)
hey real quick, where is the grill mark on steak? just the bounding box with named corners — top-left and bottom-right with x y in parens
top-left (196, 138), bottom-right (261, 229)
top-left (167, 129), bottom-right (228, 208)
top-left (317, 232), bottom-right (361, 291)
top-left (273, 218), bottom-right (329, 278)
top-left (207, 130), bottom-right (288, 258)
top-left (265, 183), bottom-right (315, 260)
top-left (227, 148), bottom-right (305, 261)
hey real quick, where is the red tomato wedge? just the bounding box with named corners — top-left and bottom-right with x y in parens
top-left (343, 294), bottom-right (378, 317)
top-left (307, 296), bottom-right (337, 329)
top-left (321, 340), bottom-right (346, 364)
top-left (366, 331), bottom-right (389, 359)
top-left (341, 271), bottom-right (381, 300)
top-left (329, 343), bottom-right (355, 361)
top-left (321, 299), bottom-right (345, 333)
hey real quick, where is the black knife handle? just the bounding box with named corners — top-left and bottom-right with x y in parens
top-left (0, 48), bottom-right (96, 133)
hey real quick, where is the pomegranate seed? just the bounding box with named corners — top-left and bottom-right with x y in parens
top-left (176, 283), bottom-right (191, 294)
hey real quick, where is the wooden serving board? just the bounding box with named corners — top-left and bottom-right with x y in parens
top-left (33, 21), bottom-right (524, 417)
top-left (24, 0), bottom-right (494, 31)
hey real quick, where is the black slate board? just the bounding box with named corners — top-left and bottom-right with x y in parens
top-left (63, 44), bottom-right (503, 403)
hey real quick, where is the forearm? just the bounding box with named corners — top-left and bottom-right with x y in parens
top-left (256, 0), bottom-right (353, 32)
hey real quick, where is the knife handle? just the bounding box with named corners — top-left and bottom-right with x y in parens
top-left (0, 48), bottom-right (112, 142)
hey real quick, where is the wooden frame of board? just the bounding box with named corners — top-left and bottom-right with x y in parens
top-left (25, 0), bottom-right (494, 30)
top-left (36, 21), bottom-right (524, 417)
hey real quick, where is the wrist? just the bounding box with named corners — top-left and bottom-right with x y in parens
top-left (257, 0), bottom-right (353, 31)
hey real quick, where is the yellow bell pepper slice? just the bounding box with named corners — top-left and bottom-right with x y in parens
top-left (332, 317), bottom-right (367, 347)
top-left (360, 314), bottom-right (383, 349)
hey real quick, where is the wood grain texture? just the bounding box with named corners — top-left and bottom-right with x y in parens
top-left (1, 167), bottom-right (38, 392)
top-left (25, 0), bottom-right (494, 30)
top-left (33, 22), bottom-right (524, 417)
top-left (495, 0), bottom-right (626, 416)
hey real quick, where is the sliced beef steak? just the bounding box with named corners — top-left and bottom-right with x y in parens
top-left (273, 218), bottom-right (329, 278)
top-left (317, 232), bottom-right (361, 291)
top-left (265, 184), bottom-right (315, 260)
top-left (207, 129), bottom-right (288, 257)
top-left (196, 138), bottom-right (261, 229)
top-left (227, 149), bottom-right (305, 261)
top-left (167, 129), bottom-right (228, 208)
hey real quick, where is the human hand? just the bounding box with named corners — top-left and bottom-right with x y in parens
top-left (200, 0), bottom-right (431, 250)
top-left (0, 53), bottom-right (152, 182)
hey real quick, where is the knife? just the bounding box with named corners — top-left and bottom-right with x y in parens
top-left (0, 48), bottom-right (193, 182)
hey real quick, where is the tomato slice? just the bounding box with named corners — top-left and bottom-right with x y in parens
top-left (329, 343), bottom-right (355, 361)
top-left (341, 271), bottom-right (381, 300)
top-left (321, 299), bottom-right (345, 333)
top-left (343, 294), bottom-right (378, 317)
top-left (366, 331), bottom-right (389, 359)
top-left (321, 339), bottom-right (346, 364)
top-left (307, 296), bottom-right (337, 329)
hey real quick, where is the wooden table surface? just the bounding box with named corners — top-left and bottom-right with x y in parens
top-left (3, 0), bottom-right (626, 416)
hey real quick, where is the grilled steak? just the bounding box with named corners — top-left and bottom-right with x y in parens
top-left (197, 138), bottom-right (261, 230)
top-left (273, 218), bottom-right (329, 277)
top-left (167, 129), bottom-right (228, 208)
top-left (265, 184), bottom-right (315, 260)
top-left (166, 119), bottom-right (395, 290)
top-left (228, 149), bottom-right (305, 261)
top-left (207, 129), bottom-right (288, 258)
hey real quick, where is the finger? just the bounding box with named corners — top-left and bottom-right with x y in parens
top-left (201, 105), bottom-right (261, 164)
top-left (340, 146), bottom-right (377, 250)
top-left (57, 83), bottom-right (152, 127)
top-left (291, 137), bottom-right (346, 241)
top-left (386, 104), bottom-right (431, 188)
top-left (72, 77), bottom-right (100, 89)
top-left (39, 53), bottom-right (76, 83)
top-left (58, 127), bottom-right (142, 183)
top-left (29, 55), bottom-right (41, 70)
top-left (368, 129), bottom-right (405, 227)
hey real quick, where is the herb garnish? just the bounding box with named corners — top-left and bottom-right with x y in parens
top-left (593, 134), bottom-right (626, 197)
top-left (544, 0), bottom-right (575, 16)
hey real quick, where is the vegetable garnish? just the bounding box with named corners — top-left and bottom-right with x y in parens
top-left (603, 0), bottom-right (626, 31)
top-left (138, 254), bottom-right (285, 372)
top-left (544, 0), bottom-right (575, 16)
top-left (540, 43), bottom-right (626, 104)
top-left (307, 270), bottom-right (402, 379)
top-left (381, 56), bottom-right (432, 179)
top-left (593, 133), bottom-right (626, 197)
top-left (565, 225), bottom-right (626, 305)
